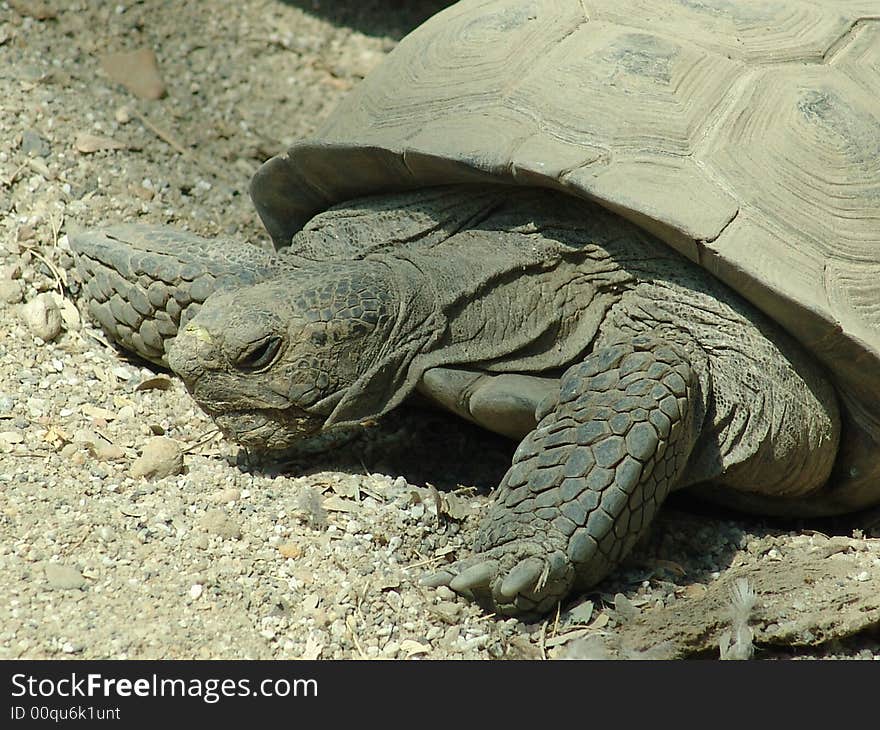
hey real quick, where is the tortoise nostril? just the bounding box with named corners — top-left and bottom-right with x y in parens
top-left (168, 324), bottom-right (220, 381)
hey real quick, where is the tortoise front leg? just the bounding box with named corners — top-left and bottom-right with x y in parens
top-left (425, 335), bottom-right (704, 618)
top-left (71, 225), bottom-right (285, 365)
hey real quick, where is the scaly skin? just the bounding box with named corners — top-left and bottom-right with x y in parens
top-left (71, 186), bottom-right (842, 617)
top-left (425, 337), bottom-right (702, 618)
top-left (71, 225), bottom-right (290, 365)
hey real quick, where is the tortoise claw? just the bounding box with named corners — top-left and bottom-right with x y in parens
top-left (449, 560), bottom-right (499, 592)
top-left (499, 557), bottom-right (546, 599)
top-left (421, 546), bottom-right (574, 618)
top-left (419, 569), bottom-right (456, 588)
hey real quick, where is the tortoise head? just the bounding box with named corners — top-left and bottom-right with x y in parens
top-left (167, 263), bottom-right (399, 450)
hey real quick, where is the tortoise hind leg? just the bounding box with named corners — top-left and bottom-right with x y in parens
top-left (425, 334), bottom-right (704, 618)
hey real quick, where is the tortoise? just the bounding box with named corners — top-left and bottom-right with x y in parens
top-left (71, 0), bottom-right (880, 618)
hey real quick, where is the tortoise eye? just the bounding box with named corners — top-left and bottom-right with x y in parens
top-left (237, 336), bottom-right (282, 371)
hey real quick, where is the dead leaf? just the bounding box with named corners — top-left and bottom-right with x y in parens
top-left (544, 628), bottom-right (591, 648)
top-left (300, 635), bottom-right (323, 660)
top-left (82, 404), bottom-right (117, 421)
top-left (75, 133), bottom-right (127, 154)
top-left (680, 583), bottom-right (708, 600)
top-left (439, 492), bottom-right (475, 521)
top-left (135, 376), bottom-right (174, 392)
top-left (328, 478), bottom-right (360, 500)
top-left (322, 496), bottom-right (359, 514)
top-left (100, 47), bottom-right (167, 100)
top-left (567, 600), bottom-right (594, 625)
top-left (649, 559), bottom-right (687, 578)
top-left (43, 428), bottom-right (71, 450)
top-left (399, 639), bottom-right (430, 659)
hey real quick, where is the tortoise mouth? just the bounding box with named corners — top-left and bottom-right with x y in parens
top-left (211, 406), bottom-right (326, 451)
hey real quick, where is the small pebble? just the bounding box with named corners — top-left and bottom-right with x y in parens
top-left (0, 263), bottom-right (21, 279)
top-left (613, 593), bottom-right (640, 621)
top-left (279, 542), bottom-right (302, 559)
top-left (433, 586), bottom-right (455, 601)
top-left (20, 293), bottom-right (63, 341)
top-left (21, 128), bottom-right (50, 157)
top-left (0, 431), bottom-right (24, 445)
top-left (100, 47), bottom-right (167, 99)
top-left (0, 279), bottom-right (24, 304)
top-left (94, 441), bottom-right (125, 461)
top-left (207, 487), bottom-right (241, 504)
top-left (44, 564), bottom-right (87, 591)
top-left (189, 584), bottom-right (204, 600)
top-left (199, 508), bottom-right (241, 540)
top-left (59, 442), bottom-right (78, 459)
top-left (130, 436), bottom-right (184, 479)
top-left (433, 601), bottom-right (462, 620)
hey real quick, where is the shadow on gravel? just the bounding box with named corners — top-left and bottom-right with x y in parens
top-left (248, 405), bottom-right (515, 493)
top-left (281, 0), bottom-right (452, 39)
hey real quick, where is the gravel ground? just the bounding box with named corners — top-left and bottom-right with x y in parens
top-left (2, 0), bottom-right (880, 661)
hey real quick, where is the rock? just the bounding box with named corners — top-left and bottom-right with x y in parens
top-left (59, 442), bottom-right (79, 459)
top-left (100, 47), bottom-right (167, 100)
top-left (20, 293), bottom-right (63, 341)
top-left (279, 542), bottom-right (302, 559)
top-left (206, 487), bottom-right (241, 504)
top-left (53, 294), bottom-right (81, 331)
top-left (21, 128), bottom-right (50, 157)
top-left (567, 600), bottom-right (595, 625)
top-left (45, 564), bottom-right (87, 591)
top-left (93, 441), bottom-right (125, 461)
top-left (199, 509), bottom-right (241, 540)
top-left (74, 133), bottom-right (127, 154)
top-left (73, 428), bottom-right (99, 446)
top-left (0, 263), bottom-right (21, 280)
top-left (130, 436), bottom-right (184, 479)
top-left (613, 593), bottom-right (640, 621)
top-left (433, 585), bottom-right (456, 601)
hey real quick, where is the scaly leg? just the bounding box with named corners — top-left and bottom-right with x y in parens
top-left (425, 334), bottom-right (703, 618)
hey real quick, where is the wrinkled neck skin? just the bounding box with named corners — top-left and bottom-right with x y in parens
top-left (170, 187), bottom-right (633, 450)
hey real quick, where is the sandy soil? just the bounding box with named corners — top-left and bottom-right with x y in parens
top-left (2, 0), bottom-right (879, 660)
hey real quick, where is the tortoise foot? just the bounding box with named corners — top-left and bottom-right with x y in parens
top-left (423, 541), bottom-right (575, 619)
